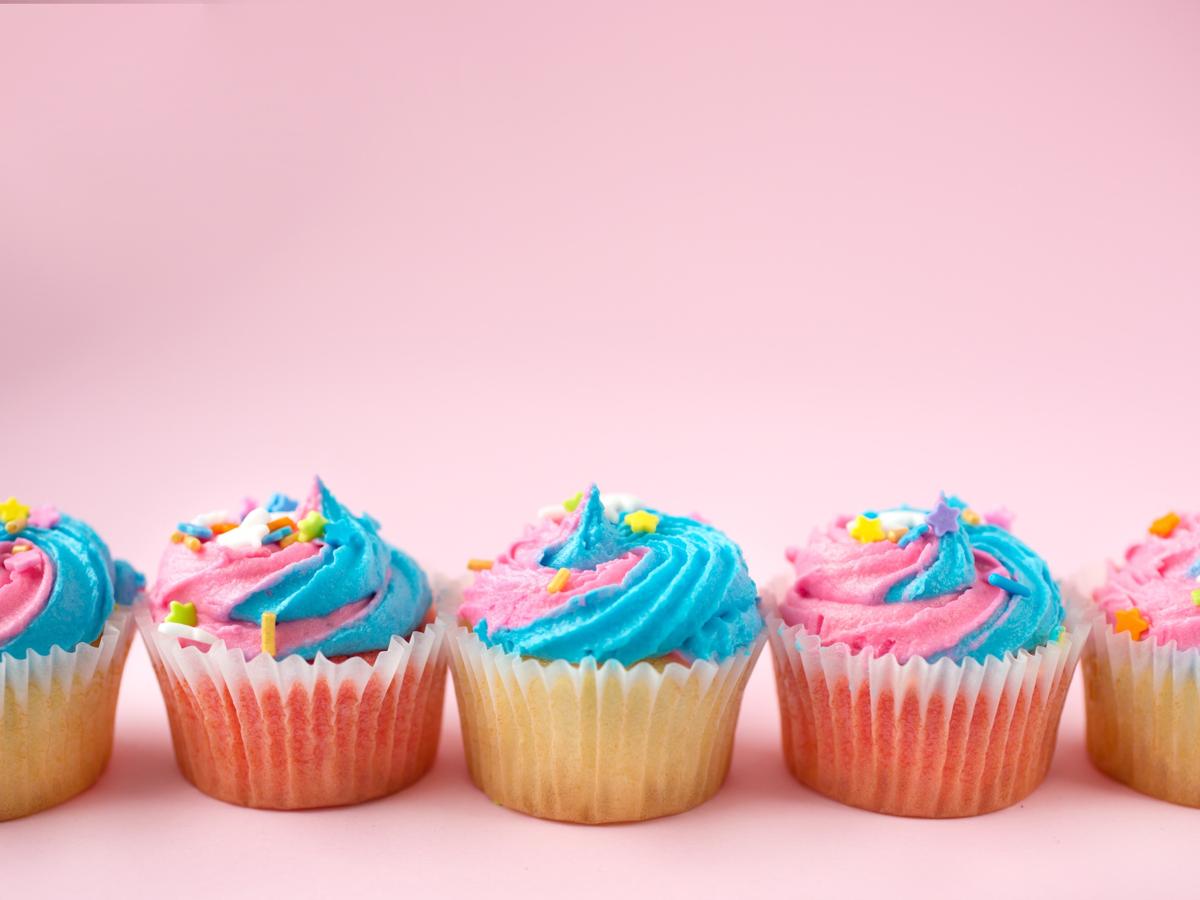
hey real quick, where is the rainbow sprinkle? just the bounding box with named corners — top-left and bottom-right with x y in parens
top-left (260, 612), bottom-right (277, 656)
top-left (1150, 512), bottom-right (1181, 538)
top-left (467, 558), bottom-right (494, 571)
top-left (262, 525), bottom-right (293, 545)
top-left (177, 522), bottom-right (213, 540)
top-left (547, 568), bottom-right (571, 593)
top-left (987, 572), bottom-right (1031, 597)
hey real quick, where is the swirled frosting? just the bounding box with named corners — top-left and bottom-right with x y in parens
top-left (1093, 512), bottom-right (1200, 650)
top-left (149, 479), bottom-right (430, 660)
top-left (459, 485), bottom-right (762, 664)
top-left (0, 503), bottom-right (143, 659)
top-left (779, 496), bottom-right (1063, 663)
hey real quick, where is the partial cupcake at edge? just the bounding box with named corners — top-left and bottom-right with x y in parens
top-left (139, 478), bottom-right (447, 810)
top-left (767, 495), bottom-right (1086, 818)
top-left (1069, 511), bottom-right (1200, 807)
top-left (0, 497), bottom-right (142, 820)
top-left (448, 484), bottom-right (764, 824)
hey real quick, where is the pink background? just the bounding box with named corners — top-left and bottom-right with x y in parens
top-left (3, 1), bottom-right (1199, 896)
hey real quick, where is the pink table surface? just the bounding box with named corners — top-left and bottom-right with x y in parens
top-left (3, 1), bottom-right (1198, 897)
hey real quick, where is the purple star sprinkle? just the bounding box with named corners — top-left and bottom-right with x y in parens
top-left (926, 499), bottom-right (961, 537)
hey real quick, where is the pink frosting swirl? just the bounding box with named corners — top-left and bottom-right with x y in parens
top-left (1093, 512), bottom-right (1200, 650)
top-left (0, 542), bottom-right (55, 647)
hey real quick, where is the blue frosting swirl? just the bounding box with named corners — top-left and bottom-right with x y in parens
top-left (471, 487), bottom-right (763, 664)
top-left (228, 480), bottom-right (431, 659)
top-left (1, 513), bottom-right (142, 659)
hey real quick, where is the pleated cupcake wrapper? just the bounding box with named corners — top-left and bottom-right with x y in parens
top-left (0, 606), bottom-right (135, 821)
top-left (766, 592), bottom-right (1087, 817)
top-left (1064, 567), bottom-right (1200, 807)
top-left (448, 623), bottom-right (764, 824)
top-left (136, 605), bottom-right (448, 810)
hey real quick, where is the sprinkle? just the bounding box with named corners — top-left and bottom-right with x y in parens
top-left (210, 522), bottom-right (238, 535)
top-left (547, 568), bottom-right (571, 593)
top-left (987, 572), bottom-right (1031, 597)
top-left (962, 509), bottom-right (982, 526)
top-left (183, 535), bottom-right (203, 552)
top-left (0, 497), bottom-right (31, 524)
top-left (1149, 512), bottom-right (1181, 538)
top-left (885, 528), bottom-right (907, 543)
top-left (5, 518), bottom-right (26, 535)
top-left (5, 551), bottom-right (40, 573)
top-left (267, 516), bottom-right (297, 533)
top-left (563, 491), bottom-right (583, 513)
top-left (262, 525), bottom-right (293, 545)
top-left (170, 531), bottom-right (186, 544)
top-left (176, 522), bottom-right (213, 540)
top-left (261, 612), bottom-right (277, 656)
top-left (216, 507), bottom-right (270, 549)
top-left (165, 601), bottom-right (198, 627)
top-left (1191, 589), bottom-right (1200, 607)
top-left (927, 499), bottom-right (961, 537)
top-left (297, 511), bottom-right (327, 542)
top-left (157, 622), bottom-right (218, 645)
top-left (10, 542), bottom-right (32, 554)
top-left (1114, 607), bottom-right (1150, 641)
top-left (848, 513), bottom-right (885, 543)
top-left (279, 532), bottom-right (299, 549)
top-left (27, 506), bottom-right (60, 529)
top-left (467, 558), bottom-right (494, 571)
top-left (266, 492), bottom-right (297, 513)
top-left (897, 523), bottom-right (928, 547)
top-left (623, 510), bottom-right (660, 535)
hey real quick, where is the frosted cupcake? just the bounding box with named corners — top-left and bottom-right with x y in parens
top-left (449, 485), bottom-right (764, 823)
top-left (768, 496), bottom-right (1085, 817)
top-left (139, 478), bottom-right (446, 810)
top-left (0, 498), bottom-right (141, 820)
top-left (1073, 512), bottom-right (1200, 806)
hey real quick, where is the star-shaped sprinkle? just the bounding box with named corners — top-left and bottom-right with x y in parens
top-left (848, 513), bottom-right (885, 543)
top-left (1114, 607), bottom-right (1150, 641)
top-left (297, 510), bottom-right (327, 542)
top-left (926, 500), bottom-right (961, 537)
top-left (1191, 589), bottom-right (1200, 607)
top-left (547, 568), bottom-right (571, 593)
top-left (1149, 512), bottom-right (1181, 538)
top-left (217, 507), bottom-right (270, 549)
top-left (563, 492), bottom-right (583, 513)
top-left (27, 506), bottom-right (60, 529)
top-left (467, 558), bottom-right (494, 571)
top-left (165, 601), bottom-right (198, 627)
top-left (0, 497), bottom-right (30, 524)
top-left (623, 510), bottom-right (660, 534)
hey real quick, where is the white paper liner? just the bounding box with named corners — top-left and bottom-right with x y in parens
top-left (136, 605), bottom-right (448, 809)
top-left (765, 576), bottom-right (1087, 817)
top-left (1064, 565), bottom-right (1200, 806)
top-left (0, 606), bottom-right (135, 820)
top-left (448, 623), bottom-right (764, 823)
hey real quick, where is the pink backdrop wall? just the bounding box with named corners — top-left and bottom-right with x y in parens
top-left (3, 2), bottom-right (1198, 897)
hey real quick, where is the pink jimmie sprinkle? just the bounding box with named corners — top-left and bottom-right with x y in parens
top-left (27, 506), bottom-right (60, 529)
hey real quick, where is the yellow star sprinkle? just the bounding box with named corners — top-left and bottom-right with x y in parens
top-left (0, 497), bottom-right (30, 524)
top-left (623, 510), bottom-right (660, 534)
top-left (962, 509), bottom-right (982, 526)
top-left (467, 558), bottom-right (494, 571)
top-left (563, 492), bottom-right (583, 512)
top-left (547, 568), bottom-right (571, 593)
top-left (1149, 512), bottom-right (1181, 538)
top-left (1114, 607), bottom-right (1150, 642)
top-left (165, 601), bottom-right (197, 627)
top-left (848, 514), bottom-right (886, 543)
top-left (261, 612), bottom-right (277, 656)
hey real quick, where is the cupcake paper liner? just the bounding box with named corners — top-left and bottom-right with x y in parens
top-left (136, 606), bottom-right (448, 810)
top-left (448, 623), bottom-right (764, 824)
top-left (766, 585), bottom-right (1087, 817)
top-left (0, 607), bottom-right (135, 821)
top-left (1066, 567), bottom-right (1200, 807)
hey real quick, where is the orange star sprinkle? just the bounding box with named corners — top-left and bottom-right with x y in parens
top-left (1149, 512), bottom-right (1181, 538)
top-left (1114, 607), bottom-right (1150, 642)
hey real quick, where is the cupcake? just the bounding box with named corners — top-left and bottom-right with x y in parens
top-left (767, 496), bottom-right (1085, 817)
top-left (448, 485), bottom-right (764, 824)
top-left (138, 478), bottom-right (447, 810)
top-left (1071, 511), bottom-right (1200, 806)
top-left (0, 498), bottom-right (141, 820)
